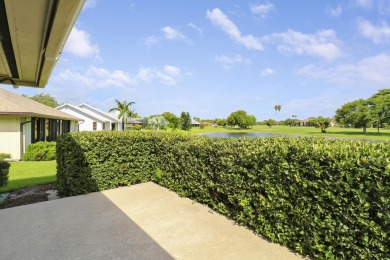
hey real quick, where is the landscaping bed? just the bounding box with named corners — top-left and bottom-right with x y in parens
top-left (0, 183), bottom-right (57, 209)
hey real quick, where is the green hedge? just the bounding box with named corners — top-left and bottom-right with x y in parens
top-left (22, 141), bottom-right (56, 161)
top-left (56, 131), bottom-right (390, 259)
top-left (0, 154), bottom-right (11, 187)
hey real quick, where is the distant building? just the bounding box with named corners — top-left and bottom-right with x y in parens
top-left (56, 103), bottom-right (121, 131)
top-left (191, 118), bottom-right (200, 127)
top-left (126, 118), bottom-right (147, 129)
top-left (298, 117), bottom-right (316, 127)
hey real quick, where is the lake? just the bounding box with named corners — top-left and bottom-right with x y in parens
top-left (202, 132), bottom-right (299, 138)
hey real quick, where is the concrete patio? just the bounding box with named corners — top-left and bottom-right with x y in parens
top-left (0, 182), bottom-right (304, 259)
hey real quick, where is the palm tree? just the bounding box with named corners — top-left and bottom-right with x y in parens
top-left (274, 105), bottom-right (282, 125)
top-left (109, 99), bottom-right (135, 130)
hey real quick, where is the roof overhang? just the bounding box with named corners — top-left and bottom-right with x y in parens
top-left (0, 0), bottom-right (85, 88)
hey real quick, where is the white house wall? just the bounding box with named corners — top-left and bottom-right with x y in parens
top-left (0, 116), bottom-right (21, 160)
top-left (57, 106), bottom-right (102, 132)
top-left (77, 104), bottom-right (121, 131)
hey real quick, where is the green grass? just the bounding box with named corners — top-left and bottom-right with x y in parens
top-left (0, 161), bottom-right (57, 193)
top-left (165, 125), bottom-right (390, 140)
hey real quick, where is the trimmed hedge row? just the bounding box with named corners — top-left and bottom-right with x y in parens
top-left (56, 131), bottom-right (389, 259)
top-left (22, 141), bottom-right (56, 161)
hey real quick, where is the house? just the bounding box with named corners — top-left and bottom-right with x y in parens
top-left (298, 119), bottom-right (310, 127)
top-left (191, 118), bottom-right (200, 127)
top-left (0, 88), bottom-right (80, 160)
top-left (298, 117), bottom-right (316, 127)
top-left (56, 103), bottom-right (122, 131)
top-left (126, 118), bottom-right (147, 129)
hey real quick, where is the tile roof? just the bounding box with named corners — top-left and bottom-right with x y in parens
top-left (0, 87), bottom-right (81, 121)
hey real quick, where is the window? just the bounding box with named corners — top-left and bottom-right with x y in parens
top-left (93, 122), bottom-right (97, 131)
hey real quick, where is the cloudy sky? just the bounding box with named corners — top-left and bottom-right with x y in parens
top-left (8, 0), bottom-right (390, 120)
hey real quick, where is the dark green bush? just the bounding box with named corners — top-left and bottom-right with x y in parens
top-left (57, 132), bottom-right (390, 259)
top-left (0, 154), bottom-right (11, 187)
top-left (22, 141), bottom-right (56, 161)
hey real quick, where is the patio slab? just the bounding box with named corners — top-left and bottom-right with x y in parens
top-left (0, 182), bottom-right (304, 259)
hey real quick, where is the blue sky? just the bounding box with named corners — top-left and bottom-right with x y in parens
top-left (9, 0), bottom-right (390, 120)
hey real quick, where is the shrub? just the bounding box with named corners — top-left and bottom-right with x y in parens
top-left (0, 153), bottom-right (11, 161)
top-left (0, 154), bottom-right (11, 187)
top-left (22, 142), bottom-right (56, 161)
top-left (132, 125), bottom-right (142, 131)
top-left (200, 122), bottom-right (207, 129)
top-left (57, 132), bottom-right (390, 259)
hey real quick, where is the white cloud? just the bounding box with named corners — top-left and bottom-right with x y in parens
top-left (355, 0), bottom-right (373, 8)
top-left (155, 65), bottom-right (181, 85)
top-left (143, 36), bottom-right (160, 47)
top-left (357, 18), bottom-right (390, 44)
top-left (56, 69), bottom-right (94, 87)
top-left (328, 5), bottom-right (343, 17)
top-left (250, 2), bottom-right (275, 18)
top-left (163, 65), bottom-right (181, 76)
top-left (206, 8), bottom-right (263, 50)
top-left (135, 68), bottom-right (154, 82)
top-left (188, 23), bottom-right (203, 35)
top-left (297, 53), bottom-right (390, 87)
top-left (215, 54), bottom-right (250, 70)
top-left (266, 29), bottom-right (342, 61)
top-left (55, 65), bottom-right (183, 88)
top-left (64, 27), bottom-right (99, 58)
top-left (261, 68), bottom-right (275, 76)
top-left (161, 26), bottom-right (186, 41)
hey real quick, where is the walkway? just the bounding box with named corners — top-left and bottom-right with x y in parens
top-left (0, 182), bottom-right (304, 259)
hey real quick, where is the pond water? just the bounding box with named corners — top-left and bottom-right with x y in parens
top-left (202, 132), bottom-right (299, 138)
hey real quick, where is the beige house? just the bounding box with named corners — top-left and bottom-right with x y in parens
top-left (0, 88), bottom-right (80, 160)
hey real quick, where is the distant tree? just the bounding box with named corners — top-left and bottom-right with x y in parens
top-left (335, 99), bottom-right (372, 134)
top-left (148, 115), bottom-right (169, 131)
top-left (193, 117), bottom-right (201, 122)
top-left (216, 118), bottom-right (228, 127)
top-left (25, 93), bottom-right (59, 107)
top-left (266, 119), bottom-right (276, 127)
top-left (285, 118), bottom-right (299, 127)
top-left (181, 112), bottom-right (192, 130)
top-left (109, 99), bottom-right (135, 130)
top-left (274, 105), bottom-right (282, 125)
top-left (367, 88), bottom-right (390, 133)
top-left (311, 116), bottom-right (331, 133)
top-left (162, 112), bottom-right (181, 129)
top-left (227, 110), bottom-right (257, 129)
top-left (127, 110), bottom-right (139, 119)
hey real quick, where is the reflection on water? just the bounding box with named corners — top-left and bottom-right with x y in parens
top-left (202, 132), bottom-right (299, 138)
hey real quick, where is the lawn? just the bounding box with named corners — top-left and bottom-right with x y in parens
top-left (170, 125), bottom-right (390, 140)
top-left (0, 161), bottom-right (56, 193)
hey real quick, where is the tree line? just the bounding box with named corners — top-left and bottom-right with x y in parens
top-left (335, 89), bottom-right (390, 133)
top-left (24, 88), bottom-right (389, 134)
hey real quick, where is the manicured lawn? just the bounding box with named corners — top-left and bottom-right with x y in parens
top-left (170, 125), bottom-right (390, 140)
top-left (0, 161), bottom-right (56, 193)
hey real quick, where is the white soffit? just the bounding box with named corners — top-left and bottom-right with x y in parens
top-left (0, 0), bottom-right (85, 88)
